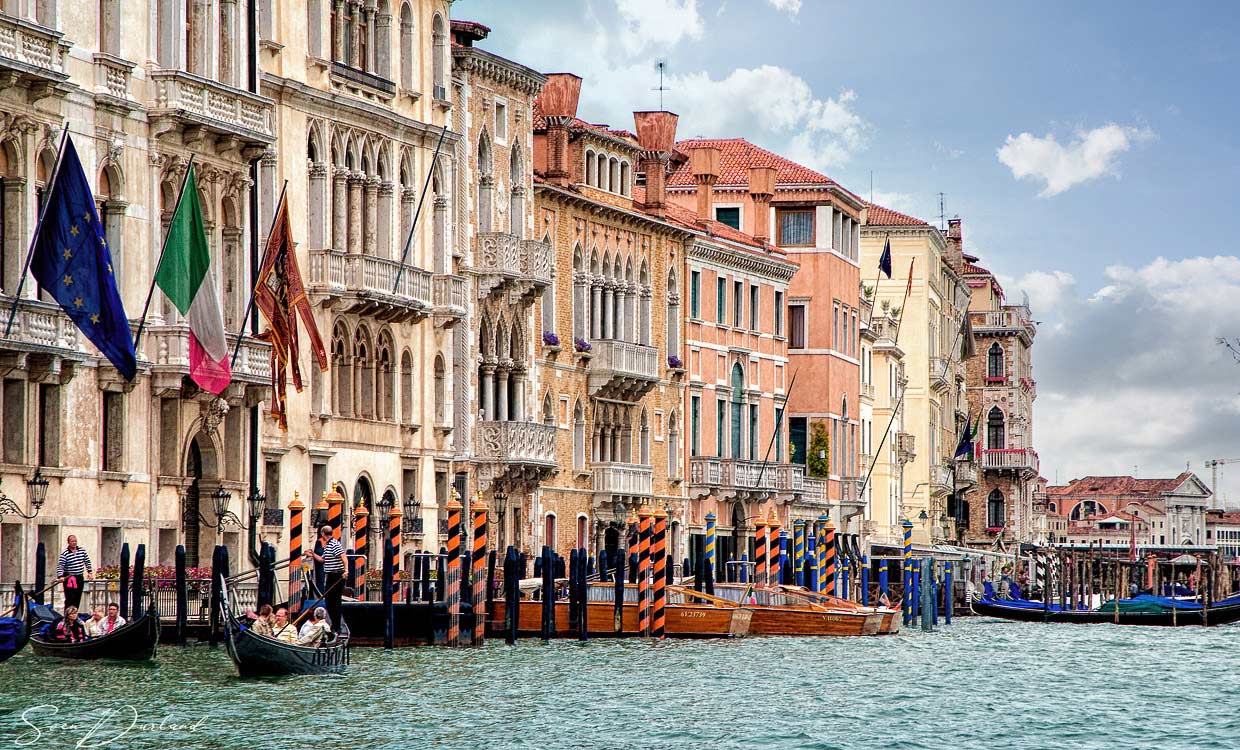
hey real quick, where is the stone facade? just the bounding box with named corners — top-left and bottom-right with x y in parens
top-left (859, 299), bottom-right (909, 546)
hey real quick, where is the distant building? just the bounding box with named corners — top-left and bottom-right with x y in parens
top-left (1045, 473), bottom-right (1213, 548)
top-left (1205, 510), bottom-right (1240, 561)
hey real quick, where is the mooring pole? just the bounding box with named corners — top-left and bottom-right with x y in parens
top-left (944, 561), bottom-right (953, 625)
top-left (175, 545), bottom-right (187, 645)
top-left (119, 542), bottom-right (131, 619)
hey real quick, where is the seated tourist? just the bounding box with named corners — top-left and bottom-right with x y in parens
top-left (249, 604), bottom-right (274, 637)
top-left (100, 602), bottom-right (126, 634)
top-left (271, 607), bottom-right (298, 643)
top-left (84, 606), bottom-right (107, 637)
top-left (54, 606), bottom-right (86, 643)
top-left (296, 607), bottom-right (331, 647)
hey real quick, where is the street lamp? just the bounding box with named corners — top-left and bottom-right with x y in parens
top-left (213, 487), bottom-right (233, 525)
top-left (246, 490), bottom-right (267, 526)
top-left (377, 493), bottom-right (392, 528)
top-left (404, 493), bottom-right (422, 536)
top-left (0, 468), bottom-right (49, 519)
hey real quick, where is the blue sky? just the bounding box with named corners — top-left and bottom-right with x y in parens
top-left (460, 0), bottom-right (1240, 502)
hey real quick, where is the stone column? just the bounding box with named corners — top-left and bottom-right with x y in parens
top-left (591, 279), bottom-right (603, 339)
top-left (347, 171), bottom-right (363, 255)
top-left (377, 181), bottom-right (394, 260)
top-left (365, 5), bottom-right (376, 72)
top-left (219, 0), bottom-right (237, 86)
top-left (375, 11), bottom-right (392, 78)
top-left (363, 176), bottom-right (379, 255)
top-left (331, 0), bottom-right (346, 62)
top-left (191, 0), bottom-right (211, 76)
top-left (400, 187), bottom-right (415, 255)
top-left (308, 163), bottom-right (328, 249)
top-left (512, 368), bottom-right (526, 421)
top-left (350, 1), bottom-right (363, 69)
top-left (433, 196), bottom-right (448, 274)
top-left (496, 366), bottom-right (510, 422)
top-left (332, 167), bottom-right (348, 251)
top-left (480, 363), bottom-right (495, 421)
top-left (602, 282), bottom-right (615, 340)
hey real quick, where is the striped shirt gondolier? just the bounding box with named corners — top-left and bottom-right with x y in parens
top-left (57, 548), bottom-right (93, 578)
top-left (322, 538), bottom-right (345, 574)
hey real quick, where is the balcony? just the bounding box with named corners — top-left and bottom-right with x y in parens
top-left (955, 460), bottom-right (978, 487)
top-left (930, 463), bottom-right (953, 494)
top-left (587, 339), bottom-right (659, 401)
top-left (92, 53), bottom-right (135, 111)
top-left (475, 420), bottom-right (556, 468)
top-left (592, 462), bottom-right (653, 498)
top-left (1020, 376), bottom-right (1037, 398)
top-left (474, 233), bottom-right (552, 301)
top-left (146, 324), bottom-right (272, 394)
top-left (840, 477), bottom-right (865, 509)
top-left (0, 14), bottom-right (69, 101)
top-left (970, 308), bottom-right (1036, 345)
top-left (308, 249), bottom-right (433, 323)
top-left (896, 432), bottom-right (916, 464)
top-left (929, 355), bottom-right (949, 392)
top-left (861, 382), bottom-right (875, 401)
top-left (432, 274), bottom-right (466, 324)
top-left (149, 68), bottom-right (275, 154)
top-left (689, 457), bottom-right (827, 505)
top-left (0, 297), bottom-right (88, 381)
top-left (981, 448), bottom-right (1039, 476)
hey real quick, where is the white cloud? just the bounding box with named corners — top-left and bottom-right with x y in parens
top-left (766, 0), bottom-right (802, 15)
top-left (996, 124), bottom-right (1154, 196)
top-left (1030, 256), bottom-right (1240, 503)
top-left (868, 189), bottom-right (920, 216)
top-left (615, 0), bottom-right (703, 53)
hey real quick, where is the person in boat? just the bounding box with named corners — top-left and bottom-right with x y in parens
top-left (84, 606), bottom-right (107, 637)
top-left (296, 607), bottom-right (332, 647)
top-left (248, 604), bottom-right (275, 637)
top-left (271, 607), bottom-right (298, 643)
top-left (53, 606), bottom-right (86, 643)
top-left (99, 602), bottom-right (126, 634)
top-left (305, 525), bottom-right (347, 630)
top-left (55, 535), bottom-right (94, 610)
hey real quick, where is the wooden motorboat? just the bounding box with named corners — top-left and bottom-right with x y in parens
top-left (708, 583), bottom-right (881, 636)
top-left (772, 586), bottom-right (900, 635)
top-left (29, 608), bottom-right (159, 662)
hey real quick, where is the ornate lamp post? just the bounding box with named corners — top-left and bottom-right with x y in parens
top-left (0, 468), bottom-right (49, 519)
top-left (246, 489), bottom-right (267, 566)
top-left (403, 493), bottom-right (422, 539)
top-left (494, 487), bottom-right (507, 550)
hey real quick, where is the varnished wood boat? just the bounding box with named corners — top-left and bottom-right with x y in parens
top-left (29, 609), bottom-right (159, 661)
top-left (781, 586), bottom-right (901, 635)
top-left (710, 584), bottom-right (883, 636)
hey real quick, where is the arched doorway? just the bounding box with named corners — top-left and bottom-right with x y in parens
top-left (184, 432), bottom-right (220, 568)
top-left (184, 440), bottom-right (203, 568)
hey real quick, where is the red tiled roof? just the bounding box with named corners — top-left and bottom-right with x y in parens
top-left (531, 101), bottom-right (638, 142)
top-left (668, 138), bottom-right (836, 188)
top-left (1208, 511), bottom-right (1240, 525)
top-left (1045, 473), bottom-right (1193, 498)
top-left (865, 202), bottom-right (931, 227)
top-left (632, 186), bottom-right (779, 255)
top-left (963, 261), bottom-right (990, 275)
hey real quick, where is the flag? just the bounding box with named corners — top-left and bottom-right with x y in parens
top-left (954, 415), bottom-right (974, 459)
top-left (255, 190), bottom-right (328, 430)
top-left (960, 310), bottom-right (976, 358)
top-left (878, 236), bottom-right (892, 279)
top-left (155, 166), bottom-right (231, 394)
top-left (29, 135), bottom-right (136, 379)
top-left (903, 258), bottom-right (915, 302)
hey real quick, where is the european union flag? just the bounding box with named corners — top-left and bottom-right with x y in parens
top-left (29, 135), bottom-right (136, 379)
top-left (878, 236), bottom-right (892, 279)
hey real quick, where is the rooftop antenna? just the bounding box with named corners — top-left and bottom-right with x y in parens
top-left (652, 60), bottom-right (670, 110)
top-left (869, 171), bottom-right (874, 203)
top-left (938, 192), bottom-right (946, 230)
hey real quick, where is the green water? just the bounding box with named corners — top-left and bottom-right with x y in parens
top-left (0, 619), bottom-right (1237, 750)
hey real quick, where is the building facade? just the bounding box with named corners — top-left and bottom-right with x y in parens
top-left (962, 222), bottom-right (1040, 546)
top-left (1046, 473), bottom-right (1213, 549)
top-left (858, 296), bottom-right (909, 545)
top-left (860, 205), bottom-right (971, 544)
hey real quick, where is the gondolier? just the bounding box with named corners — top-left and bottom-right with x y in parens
top-left (56, 536), bottom-right (93, 609)
top-left (306, 525), bottom-right (347, 630)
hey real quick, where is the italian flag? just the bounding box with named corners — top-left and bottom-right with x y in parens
top-left (155, 166), bottom-right (232, 394)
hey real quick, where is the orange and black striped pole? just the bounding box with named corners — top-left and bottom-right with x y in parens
top-left (389, 504), bottom-right (403, 599)
top-left (651, 505), bottom-right (668, 638)
top-left (326, 488), bottom-right (344, 541)
top-left (637, 505), bottom-right (653, 637)
top-left (288, 492), bottom-right (304, 604)
top-left (824, 519), bottom-right (837, 596)
top-left (353, 503), bottom-right (369, 600)
top-left (471, 495), bottom-right (488, 647)
top-left (446, 496), bottom-right (463, 647)
top-left (754, 515), bottom-right (768, 586)
top-left (767, 511), bottom-right (781, 586)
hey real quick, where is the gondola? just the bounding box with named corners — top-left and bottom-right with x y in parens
top-left (0, 585), bottom-right (29, 663)
top-left (28, 605), bottom-right (160, 661)
top-left (220, 578), bottom-right (349, 677)
top-left (971, 592), bottom-right (1240, 627)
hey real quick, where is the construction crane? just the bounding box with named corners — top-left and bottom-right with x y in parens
top-left (1204, 458), bottom-right (1240, 510)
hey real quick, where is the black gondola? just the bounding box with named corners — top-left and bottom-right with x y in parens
top-left (28, 607), bottom-right (159, 661)
top-left (219, 574), bottom-right (349, 677)
top-left (0, 585), bottom-right (29, 663)
top-left (971, 594), bottom-right (1240, 626)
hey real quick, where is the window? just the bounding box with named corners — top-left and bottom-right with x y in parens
top-left (789, 416), bottom-right (808, 466)
top-left (987, 490), bottom-right (1005, 530)
top-left (264, 460), bottom-right (281, 508)
top-left (690, 395), bottom-right (701, 457)
top-left (102, 391), bottom-right (123, 472)
top-left (433, 355), bottom-right (446, 426)
top-left (788, 303), bottom-right (806, 349)
top-left (572, 401), bottom-right (585, 470)
top-left (716, 278), bottom-right (726, 323)
top-left (730, 364), bottom-right (744, 460)
top-left (689, 270), bottom-right (701, 319)
top-left (37, 384), bottom-right (59, 467)
top-left (716, 398), bottom-right (726, 458)
top-left (733, 280), bottom-right (742, 327)
top-left (545, 513), bottom-right (557, 549)
top-left (833, 303), bottom-right (840, 350)
top-left (715, 206), bottom-right (740, 230)
top-left (749, 285), bottom-right (759, 330)
top-left (774, 291), bottom-right (784, 336)
top-left (541, 284), bottom-right (555, 340)
top-left (749, 403), bottom-right (758, 460)
top-left (774, 406), bottom-right (784, 462)
top-left (777, 209), bottom-right (814, 247)
top-left (494, 100), bottom-right (508, 142)
top-left (988, 343), bottom-right (1005, 380)
top-left (987, 406), bottom-right (1005, 450)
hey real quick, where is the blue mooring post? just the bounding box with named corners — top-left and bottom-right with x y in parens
top-left (878, 561), bottom-right (889, 601)
top-left (912, 562), bottom-right (921, 618)
top-left (931, 562), bottom-right (939, 625)
top-left (806, 530), bottom-right (817, 591)
top-left (860, 554), bottom-right (870, 606)
top-left (739, 554), bottom-right (748, 583)
top-left (920, 559), bottom-right (933, 632)
top-left (839, 557), bottom-right (849, 601)
top-left (944, 561), bottom-right (953, 625)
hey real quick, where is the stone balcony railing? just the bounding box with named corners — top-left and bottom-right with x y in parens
top-left (149, 68), bottom-right (275, 150)
top-left (474, 232), bottom-right (553, 300)
top-left (689, 457), bottom-right (828, 505)
top-left (896, 431), bottom-right (916, 464)
top-left (0, 296), bottom-right (87, 380)
top-left (474, 420), bottom-right (556, 467)
top-left (955, 460), bottom-right (978, 486)
top-left (861, 382), bottom-right (876, 400)
top-left (929, 355), bottom-right (949, 391)
top-left (930, 463), bottom-right (953, 492)
top-left (308, 249), bottom-right (433, 323)
top-left (92, 52), bottom-right (133, 106)
top-left (592, 461), bottom-right (653, 497)
top-left (432, 274), bottom-right (466, 322)
top-left (970, 308), bottom-right (1036, 343)
top-left (587, 339), bottom-right (659, 401)
top-left (0, 14), bottom-right (69, 96)
top-left (981, 447), bottom-right (1039, 475)
top-left (840, 476), bottom-right (865, 508)
top-left (146, 324), bottom-right (272, 387)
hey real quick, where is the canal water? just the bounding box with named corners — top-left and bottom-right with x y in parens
top-left (0, 618), bottom-right (1236, 749)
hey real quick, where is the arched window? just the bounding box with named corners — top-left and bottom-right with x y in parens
top-left (730, 363), bottom-right (744, 460)
top-left (353, 327), bottom-right (375, 419)
top-left (572, 245), bottom-right (586, 342)
top-left (987, 342), bottom-right (1004, 380)
top-left (96, 164), bottom-right (125, 291)
top-left (545, 512), bottom-right (557, 551)
top-left (585, 150), bottom-right (597, 187)
top-left (639, 261), bottom-right (651, 346)
top-left (987, 406), bottom-right (1005, 450)
top-left (377, 333), bottom-right (394, 421)
top-left (639, 409), bottom-right (650, 465)
top-left (620, 162), bottom-right (631, 196)
top-left (1070, 500), bottom-right (1104, 521)
top-left (668, 410), bottom-right (680, 478)
top-left (609, 157), bottom-right (620, 194)
top-left (987, 489), bottom-right (1005, 530)
top-left (577, 514), bottom-right (588, 551)
top-left (597, 153), bottom-right (609, 192)
top-left (307, 130), bottom-right (328, 249)
top-left (399, 3), bottom-right (414, 89)
top-left (433, 354), bottom-right (446, 426)
top-left (432, 165), bottom-right (448, 274)
top-left (0, 138), bottom-right (22, 293)
top-left (509, 145), bottom-right (525, 236)
top-left (477, 131), bottom-right (493, 233)
top-left (332, 322), bottom-right (352, 417)
top-left (666, 269), bottom-right (680, 360)
top-left (542, 393), bottom-right (554, 426)
top-left (572, 400), bottom-right (585, 470)
top-left (400, 349), bottom-right (413, 424)
top-left (431, 13), bottom-right (446, 98)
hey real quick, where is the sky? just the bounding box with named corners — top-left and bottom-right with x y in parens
top-left (458, 0), bottom-right (1240, 505)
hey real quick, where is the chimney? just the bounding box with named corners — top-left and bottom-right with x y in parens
top-left (633, 110), bottom-right (678, 217)
top-left (748, 166), bottom-right (777, 243)
top-left (689, 146), bottom-right (720, 222)
top-left (538, 73), bottom-right (582, 187)
top-left (945, 217), bottom-right (963, 274)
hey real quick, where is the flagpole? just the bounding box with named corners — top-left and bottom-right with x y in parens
top-left (132, 155), bottom-right (196, 352)
top-left (864, 233), bottom-right (889, 328)
top-left (229, 179), bottom-right (288, 369)
top-left (891, 258), bottom-right (915, 345)
top-left (3, 126), bottom-right (70, 338)
top-left (392, 125), bottom-right (448, 295)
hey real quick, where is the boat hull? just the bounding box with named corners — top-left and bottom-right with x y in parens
top-left (29, 612), bottom-right (159, 661)
top-left (224, 622), bottom-right (349, 677)
top-left (745, 607), bottom-right (871, 636)
top-left (489, 600), bottom-right (750, 638)
top-left (971, 598), bottom-right (1240, 626)
top-left (0, 617), bottom-right (28, 663)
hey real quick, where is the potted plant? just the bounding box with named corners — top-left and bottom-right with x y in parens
top-left (574, 337), bottom-right (593, 358)
top-left (667, 353), bottom-right (685, 374)
top-left (542, 331), bottom-right (561, 352)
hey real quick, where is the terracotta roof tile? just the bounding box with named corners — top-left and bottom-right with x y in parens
top-left (964, 261), bottom-right (990, 275)
top-left (864, 202), bottom-right (931, 227)
top-left (1044, 473), bottom-right (1193, 498)
top-left (631, 186), bottom-right (780, 256)
top-left (668, 138), bottom-right (836, 188)
top-left (531, 101), bottom-right (638, 143)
